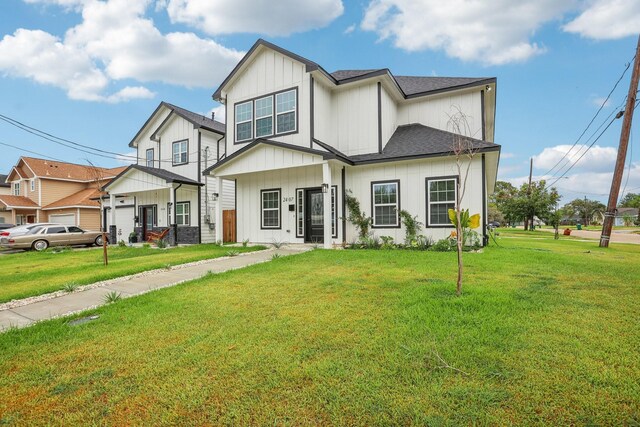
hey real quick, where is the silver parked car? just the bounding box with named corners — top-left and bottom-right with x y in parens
top-left (0, 223), bottom-right (58, 245)
top-left (4, 225), bottom-right (107, 251)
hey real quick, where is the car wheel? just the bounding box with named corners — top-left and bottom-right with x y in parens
top-left (32, 239), bottom-right (49, 251)
top-left (95, 235), bottom-right (103, 246)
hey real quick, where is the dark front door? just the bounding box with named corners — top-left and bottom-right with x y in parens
top-left (305, 189), bottom-right (324, 244)
top-left (141, 207), bottom-right (154, 241)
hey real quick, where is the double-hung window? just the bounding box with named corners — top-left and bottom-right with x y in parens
top-left (427, 177), bottom-right (457, 226)
top-left (146, 148), bottom-right (154, 168)
top-left (176, 202), bottom-right (190, 226)
top-left (276, 90), bottom-right (296, 134)
top-left (13, 182), bottom-right (19, 196)
top-left (235, 101), bottom-right (253, 142)
top-left (30, 180), bottom-right (35, 192)
top-left (372, 181), bottom-right (400, 227)
top-left (261, 189), bottom-right (281, 229)
top-left (172, 140), bottom-right (188, 165)
top-left (255, 96), bottom-right (273, 137)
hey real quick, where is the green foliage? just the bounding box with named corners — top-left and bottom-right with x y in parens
top-left (429, 237), bottom-right (457, 252)
top-left (271, 253), bottom-right (282, 260)
top-left (399, 210), bottom-right (423, 244)
top-left (103, 291), bottom-right (121, 304)
top-left (414, 235), bottom-right (434, 250)
top-left (242, 239), bottom-right (249, 247)
top-left (495, 180), bottom-right (561, 228)
top-left (62, 282), bottom-right (79, 293)
top-left (142, 243), bottom-right (151, 249)
top-left (562, 198), bottom-right (606, 226)
top-left (622, 214), bottom-right (634, 227)
top-left (379, 236), bottom-right (395, 249)
top-left (225, 250), bottom-right (240, 257)
top-left (345, 190), bottom-right (373, 240)
top-left (156, 239), bottom-right (168, 249)
top-left (117, 240), bottom-right (126, 247)
top-left (271, 240), bottom-right (285, 249)
top-left (361, 235), bottom-right (381, 249)
top-left (619, 192), bottom-right (640, 208)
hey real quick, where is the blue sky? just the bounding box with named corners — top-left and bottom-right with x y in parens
top-left (0, 0), bottom-right (639, 203)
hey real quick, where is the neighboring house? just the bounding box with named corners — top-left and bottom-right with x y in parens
top-left (104, 102), bottom-right (234, 245)
top-left (0, 174), bottom-right (11, 224)
top-left (0, 157), bottom-right (125, 229)
top-left (203, 39), bottom-right (500, 248)
top-left (615, 207), bottom-right (639, 226)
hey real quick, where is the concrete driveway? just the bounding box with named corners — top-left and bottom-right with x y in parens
top-left (540, 228), bottom-right (640, 244)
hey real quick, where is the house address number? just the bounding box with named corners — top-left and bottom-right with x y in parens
top-left (282, 196), bottom-right (294, 203)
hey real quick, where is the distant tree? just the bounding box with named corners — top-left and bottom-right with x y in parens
top-left (562, 198), bottom-right (606, 226)
top-left (619, 193), bottom-right (640, 208)
top-left (488, 181), bottom-right (515, 224)
top-left (495, 181), bottom-right (560, 230)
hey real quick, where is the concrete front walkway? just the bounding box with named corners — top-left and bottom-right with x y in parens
top-left (0, 247), bottom-right (309, 332)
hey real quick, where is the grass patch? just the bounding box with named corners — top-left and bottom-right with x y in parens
top-left (0, 233), bottom-right (638, 424)
top-left (0, 244), bottom-right (265, 303)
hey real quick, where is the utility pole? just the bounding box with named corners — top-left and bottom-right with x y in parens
top-left (600, 35), bottom-right (640, 248)
top-left (527, 157), bottom-right (533, 231)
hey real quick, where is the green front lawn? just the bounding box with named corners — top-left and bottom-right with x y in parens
top-left (0, 244), bottom-right (265, 303)
top-left (0, 232), bottom-right (638, 424)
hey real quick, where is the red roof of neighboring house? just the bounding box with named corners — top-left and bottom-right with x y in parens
top-left (0, 195), bottom-right (40, 208)
top-left (41, 188), bottom-right (102, 210)
top-left (8, 157), bottom-right (125, 182)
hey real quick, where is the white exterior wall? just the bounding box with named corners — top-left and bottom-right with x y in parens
top-left (136, 112), bottom-right (169, 168)
top-left (380, 85), bottom-right (398, 149)
top-left (156, 115), bottom-right (199, 181)
top-left (330, 82), bottom-right (378, 156)
top-left (313, 79), bottom-right (333, 144)
top-left (398, 90), bottom-right (483, 139)
top-left (225, 49), bottom-right (311, 155)
top-left (345, 156), bottom-right (485, 243)
top-left (235, 163), bottom-right (342, 245)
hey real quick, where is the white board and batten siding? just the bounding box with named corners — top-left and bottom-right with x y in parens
top-left (200, 176), bottom-right (235, 244)
top-left (225, 48), bottom-right (311, 156)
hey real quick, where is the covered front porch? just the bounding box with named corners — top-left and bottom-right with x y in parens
top-left (103, 165), bottom-right (203, 245)
top-left (205, 140), bottom-right (347, 249)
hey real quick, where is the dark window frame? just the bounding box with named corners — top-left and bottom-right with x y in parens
top-left (370, 180), bottom-right (401, 229)
top-left (175, 201), bottom-right (190, 226)
top-left (146, 148), bottom-right (154, 168)
top-left (172, 139), bottom-right (189, 166)
top-left (233, 87), bottom-right (299, 144)
top-left (425, 175), bottom-right (458, 228)
top-left (260, 188), bottom-right (282, 230)
top-left (295, 186), bottom-right (338, 238)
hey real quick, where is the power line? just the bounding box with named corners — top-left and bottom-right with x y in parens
top-left (541, 57), bottom-right (634, 179)
top-left (0, 140), bottom-right (65, 162)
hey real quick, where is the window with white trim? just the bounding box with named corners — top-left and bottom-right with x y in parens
top-left (235, 101), bottom-right (253, 142)
top-left (13, 182), bottom-right (19, 196)
top-left (296, 189), bottom-right (304, 237)
top-left (372, 181), bottom-right (399, 227)
top-left (172, 140), bottom-right (188, 165)
top-left (30, 179), bottom-right (35, 192)
top-left (255, 96), bottom-right (273, 137)
top-left (261, 189), bottom-right (280, 229)
top-left (146, 148), bottom-right (154, 168)
top-left (276, 90), bottom-right (296, 134)
top-left (331, 186), bottom-right (337, 237)
top-left (176, 202), bottom-right (190, 226)
top-left (427, 178), bottom-right (457, 226)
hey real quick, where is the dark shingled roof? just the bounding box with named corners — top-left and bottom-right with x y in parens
top-left (330, 69), bottom-right (383, 81)
top-left (104, 164), bottom-right (203, 190)
top-left (393, 76), bottom-right (492, 96)
top-left (163, 102), bottom-right (225, 134)
top-left (349, 124), bottom-right (499, 164)
top-left (0, 174), bottom-right (9, 187)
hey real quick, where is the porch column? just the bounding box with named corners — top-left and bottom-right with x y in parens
top-left (109, 193), bottom-right (116, 230)
top-left (169, 184), bottom-right (176, 246)
top-left (215, 176), bottom-right (223, 243)
top-left (323, 162), bottom-right (332, 249)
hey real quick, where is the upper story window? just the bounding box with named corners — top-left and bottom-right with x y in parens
top-left (30, 179), bottom-right (35, 192)
top-left (235, 101), bottom-right (253, 142)
top-left (146, 148), bottom-right (154, 168)
top-left (371, 181), bottom-right (400, 227)
top-left (276, 89), bottom-right (296, 134)
top-left (172, 140), bottom-right (188, 165)
top-left (13, 182), bottom-right (19, 196)
top-left (235, 88), bottom-right (298, 143)
top-left (255, 96), bottom-right (273, 137)
top-left (426, 177), bottom-right (457, 226)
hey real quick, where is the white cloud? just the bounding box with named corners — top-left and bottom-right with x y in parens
top-left (563, 0), bottom-right (640, 40)
top-left (360, 0), bottom-right (639, 65)
top-left (590, 96), bottom-right (611, 108)
top-left (164, 0), bottom-right (344, 36)
top-left (344, 24), bottom-right (356, 34)
top-left (534, 144), bottom-right (618, 174)
top-left (209, 105), bottom-right (226, 124)
top-left (1, 0), bottom-right (244, 102)
top-left (501, 152), bottom-right (516, 159)
top-left (360, 0), bottom-right (572, 65)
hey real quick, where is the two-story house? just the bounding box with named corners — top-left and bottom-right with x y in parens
top-left (104, 102), bottom-right (235, 245)
top-left (203, 39), bottom-right (501, 248)
top-left (0, 174), bottom-right (10, 225)
top-left (0, 157), bottom-right (125, 229)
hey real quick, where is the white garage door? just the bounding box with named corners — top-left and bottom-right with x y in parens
top-left (110, 206), bottom-right (135, 242)
top-left (49, 214), bottom-right (76, 226)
